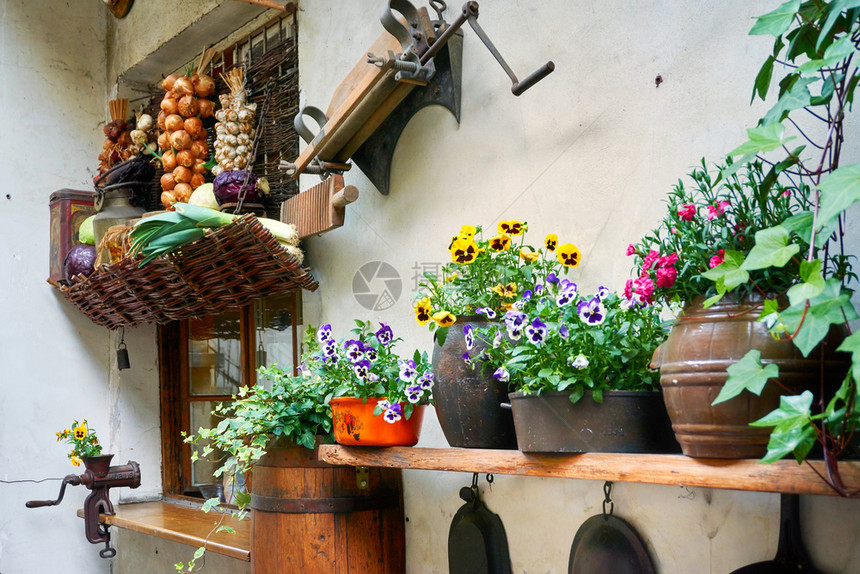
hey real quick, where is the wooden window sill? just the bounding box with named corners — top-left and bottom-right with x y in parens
top-left (76, 500), bottom-right (250, 561)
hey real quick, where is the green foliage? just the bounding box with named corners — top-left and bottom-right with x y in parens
top-left (55, 420), bottom-right (102, 466)
top-left (712, 350), bottom-right (780, 405)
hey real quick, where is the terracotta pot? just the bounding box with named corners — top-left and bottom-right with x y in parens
top-left (330, 397), bottom-right (425, 446)
top-left (508, 390), bottom-right (679, 453)
top-left (654, 295), bottom-right (847, 459)
top-left (431, 317), bottom-right (518, 449)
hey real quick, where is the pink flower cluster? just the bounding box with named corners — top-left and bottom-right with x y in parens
top-left (706, 200), bottom-right (730, 221)
top-left (624, 249), bottom-right (679, 304)
top-left (677, 203), bottom-right (696, 221)
top-left (709, 249), bottom-right (725, 269)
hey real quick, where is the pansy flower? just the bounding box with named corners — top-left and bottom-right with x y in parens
top-left (569, 354), bottom-right (589, 369)
top-left (353, 359), bottom-right (372, 380)
top-left (414, 297), bottom-right (433, 325)
top-left (317, 324), bottom-right (332, 342)
top-left (377, 398), bottom-right (392, 411)
top-left (520, 248), bottom-right (540, 262)
top-left (345, 342), bottom-right (365, 364)
top-left (522, 289), bottom-right (533, 301)
top-left (375, 323), bottom-right (394, 346)
top-left (383, 403), bottom-right (404, 423)
top-left (418, 372), bottom-right (434, 390)
top-left (504, 310), bottom-right (528, 329)
top-left (507, 325), bottom-right (523, 341)
top-left (498, 220), bottom-right (525, 236)
top-left (461, 351), bottom-right (473, 367)
top-left (556, 280), bottom-right (578, 307)
top-left (493, 330), bottom-right (502, 348)
top-left (406, 385), bottom-right (424, 404)
top-left (546, 272), bottom-right (559, 285)
top-left (323, 339), bottom-right (338, 358)
top-left (432, 310), bottom-right (456, 327)
top-left (493, 367), bottom-right (510, 383)
top-left (476, 307), bottom-right (497, 319)
top-left (399, 359), bottom-right (418, 382)
top-left (525, 318), bottom-right (548, 345)
top-left (557, 243), bottom-right (581, 267)
top-left (577, 297), bottom-right (607, 326)
top-left (364, 346), bottom-right (378, 362)
top-left (450, 236), bottom-right (479, 264)
top-left (491, 283), bottom-right (518, 298)
top-left (489, 234), bottom-right (512, 251)
top-left (74, 425), bottom-right (87, 440)
top-left (463, 324), bottom-right (475, 350)
top-left (595, 286), bottom-right (610, 300)
top-left (558, 324), bottom-right (570, 339)
top-left (545, 234), bottom-right (558, 251)
top-left (458, 224), bottom-right (477, 238)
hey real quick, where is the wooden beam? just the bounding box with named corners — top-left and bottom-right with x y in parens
top-left (316, 446), bottom-right (860, 498)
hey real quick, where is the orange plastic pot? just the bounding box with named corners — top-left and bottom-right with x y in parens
top-left (330, 397), bottom-right (425, 446)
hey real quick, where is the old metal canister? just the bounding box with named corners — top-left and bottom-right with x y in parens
top-left (92, 187), bottom-right (145, 266)
top-left (49, 189), bottom-right (96, 281)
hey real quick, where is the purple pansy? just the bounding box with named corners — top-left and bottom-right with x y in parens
top-left (556, 280), bottom-right (578, 307)
top-left (493, 367), bottom-right (510, 383)
top-left (577, 297), bottom-right (607, 326)
top-left (463, 324), bottom-right (475, 351)
top-left (317, 324), bottom-right (332, 342)
top-left (323, 339), bottom-right (337, 358)
top-left (558, 324), bottom-right (570, 339)
top-left (523, 289), bottom-right (533, 301)
top-left (569, 354), bottom-right (589, 369)
top-left (383, 403), bottom-right (403, 423)
top-left (461, 351), bottom-right (473, 367)
top-left (345, 342), bottom-right (365, 364)
top-left (546, 272), bottom-right (559, 285)
top-left (493, 330), bottom-right (502, 348)
top-left (375, 323), bottom-right (394, 346)
top-left (507, 326), bottom-right (522, 341)
top-left (406, 385), bottom-right (424, 404)
top-left (505, 310), bottom-right (528, 329)
top-left (418, 372), bottom-right (434, 390)
top-left (596, 286), bottom-right (610, 300)
top-left (353, 359), bottom-right (372, 380)
top-left (364, 346), bottom-right (378, 362)
top-left (525, 318), bottom-right (548, 345)
top-left (399, 359), bottom-right (418, 382)
top-left (476, 307), bottom-right (497, 319)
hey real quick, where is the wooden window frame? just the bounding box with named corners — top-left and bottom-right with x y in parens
top-left (159, 295), bottom-right (300, 499)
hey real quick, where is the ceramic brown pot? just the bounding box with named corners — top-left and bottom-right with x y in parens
top-left (431, 317), bottom-right (518, 449)
top-left (654, 295), bottom-right (847, 459)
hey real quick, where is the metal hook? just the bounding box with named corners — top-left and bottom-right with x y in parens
top-left (471, 472), bottom-right (479, 489)
top-left (602, 481), bottom-right (614, 518)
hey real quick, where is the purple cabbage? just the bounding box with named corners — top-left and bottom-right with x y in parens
top-left (65, 244), bottom-right (96, 281)
top-left (213, 170), bottom-right (258, 204)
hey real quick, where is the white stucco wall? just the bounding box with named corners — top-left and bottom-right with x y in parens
top-left (0, 1), bottom-right (112, 572)
top-left (295, 1), bottom-right (860, 573)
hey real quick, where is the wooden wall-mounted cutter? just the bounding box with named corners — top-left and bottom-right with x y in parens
top-left (280, 175), bottom-right (360, 239)
top-left (281, 0), bottom-right (554, 196)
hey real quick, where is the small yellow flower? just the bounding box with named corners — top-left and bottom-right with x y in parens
top-left (557, 243), bottom-right (582, 267)
top-left (432, 310), bottom-right (457, 327)
top-left (520, 248), bottom-right (540, 262)
top-left (501, 302), bottom-right (514, 311)
top-left (545, 234), bottom-right (558, 251)
top-left (458, 224), bottom-right (477, 238)
top-left (414, 298), bottom-right (433, 325)
top-left (489, 234), bottom-right (512, 252)
top-left (498, 220), bottom-right (526, 236)
top-left (73, 425), bottom-right (88, 440)
top-left (449, 237), bottom-right (479, 264)
top-left (70, 455), bottom-right (82, 467)
top-left (444, 273), bottom-right (459, 283)
top-left (491, 283), bottom-right (517, 298)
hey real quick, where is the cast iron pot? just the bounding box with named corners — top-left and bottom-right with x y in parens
top-left (507, 390), bottom-right (679, 454)
top-left (432, 317), bottom-right (518, 449)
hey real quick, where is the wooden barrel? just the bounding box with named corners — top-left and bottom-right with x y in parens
top-left (250, 440), bottom-right (405, 573)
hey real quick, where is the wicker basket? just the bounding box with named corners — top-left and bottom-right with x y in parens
top-left (58, 215), bottom-right (317, 330)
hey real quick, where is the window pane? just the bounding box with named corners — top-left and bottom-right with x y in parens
top-left (188, 311), bottom-right (243, 396)
top-left (253, 293), bottom-right (300, 390)
top-left (189, 400), bottom-right (224, 488)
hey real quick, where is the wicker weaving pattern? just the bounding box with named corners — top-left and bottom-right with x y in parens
top-left (59, 215), bottom-right (317, 330)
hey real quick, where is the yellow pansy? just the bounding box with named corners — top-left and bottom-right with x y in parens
top-left (432, 310), bottom-right (457, 327)
top-left (491, 283), bottom-right (517, 298)
top-left (445, 273), bottom-right (459, 282)
top-left (498, 220), bottom-right (526, 236)
top-left (70, 455), bottom-right (82, 467)
top-left (520, 248), bottom-right (540, 262)
top-left (489, 234), bottom-right (512, 251)
top-left (414, 298), bottom-right (433, 325)
top-left (449, 237), bottom-right (479, 264)
top-left (557, 243), bottom-right (582, 267)
top-left (545, 234), bottom-right (558, 251)
top-left (73, 425), bottom-right (88, 440)
top-left (458, 224), bottom-right (477, 238)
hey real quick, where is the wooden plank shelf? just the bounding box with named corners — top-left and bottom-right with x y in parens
top-left (317, 445), bottom-right (860, 498)
top-left (77, 501), bottom-right (250, 561)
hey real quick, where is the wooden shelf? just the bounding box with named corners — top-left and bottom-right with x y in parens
top-left (317, 445), bottom-right (860, 497)
top-left (78, 500), bottom-right (250, 561)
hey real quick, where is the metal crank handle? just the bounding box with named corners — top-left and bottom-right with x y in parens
top-left (25, 474), bottom-right (81, 508)
top-left (512, 61), bottom-right (555, 96)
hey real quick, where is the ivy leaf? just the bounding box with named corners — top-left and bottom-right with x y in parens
top-left (817, 163), bottom-right (860, 229)
top-left (216, 526), bottom-right (236, 534)
top-left (798, 35), bottom-right (857, 76)
top-left (752, 55), bottom-right (775, 103)
top-left (762, 76), bottom-right (815, 124)
top-left (740, 226), bottom-right (800, 270)
top-left (712, 350), bottom-right (779, 405)
top-left (728, 123), bottom-right (795, 157)
top-left (786, 259), bottom-right (825, 305)
top-left (779, 279), bottom-right (857, 356)
top-left (836, 331), bottom-right (860, 383)
top-left (750, 391), bottom-right (816, 463)
top-left (701, 250), bottom-right (749, 293)
top-left (234, 491), bottom-right (251, 509)
top-left (817, 0), bottom-right (860, 51)
top-left (201, 497), bottom-right (221, 512)
top-left (750, 0), bottom-right (801, 37)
